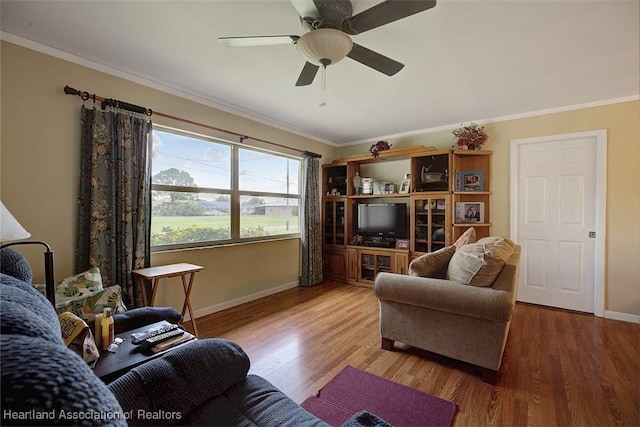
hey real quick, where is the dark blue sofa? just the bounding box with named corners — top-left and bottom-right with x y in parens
top-left (0, 248), bottom-right (328, 426)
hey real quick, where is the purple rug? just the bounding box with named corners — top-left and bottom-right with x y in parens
top-left (301, 366), bottom-right (457, 426)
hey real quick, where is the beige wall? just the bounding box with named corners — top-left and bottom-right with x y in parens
top-left (336, 101), bottom-right (640, 316)
top-left (2, 41), bottom-right (637, 318)
top-left (0, 41), bottom-right (337, 315)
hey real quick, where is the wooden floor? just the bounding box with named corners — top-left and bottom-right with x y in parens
top-left (193, 281), bottom-right (639, 426)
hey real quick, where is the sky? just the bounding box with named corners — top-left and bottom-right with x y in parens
top-left (152, 129), bottom-right (299, 194)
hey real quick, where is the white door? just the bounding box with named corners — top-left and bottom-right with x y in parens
top-left (510, 131), bottom-right (606, 314)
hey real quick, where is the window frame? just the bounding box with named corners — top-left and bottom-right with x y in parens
top-left (151, 126), bottom-right (302, 252)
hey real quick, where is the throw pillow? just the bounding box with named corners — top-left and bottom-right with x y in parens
top-left (55, 285), bottom-right (127, 323)
top-left (55, 267), bottom-right (103, 303)
top-left (453, 227), bottom-right (476, 249)
top-left (409, 246), bottom-right (456, 279)
top-left (446, 237), bottom-right (515, 286)
top-left (476, 236), bottom-right (516, 261)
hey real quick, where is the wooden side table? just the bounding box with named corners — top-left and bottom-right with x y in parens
top-left (132, 263), bottom-right (203, 338)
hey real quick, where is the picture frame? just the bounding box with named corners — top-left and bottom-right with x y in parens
top-left (384, 183), bottom-right (396, 193)
top-left (395, 239), bottom-right (409, 249)
top-left (436, 199), bottom-right (446, 210)
top-left (459, 170), bottom-right (485, 191)
top-left (455, 202), bottom-right (485, 223)
top-left (399, 179), bottom-right (411, 193)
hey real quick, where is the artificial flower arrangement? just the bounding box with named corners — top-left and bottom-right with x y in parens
top-left (370, 140), bottom-right (391, 157)
top-left (452, 123), bottom-right (488, 150)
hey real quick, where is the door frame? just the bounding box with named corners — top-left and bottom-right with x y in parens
top-left (509, 130), bottom-right (607, 317)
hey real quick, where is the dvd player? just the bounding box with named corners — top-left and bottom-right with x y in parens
top-left (364, 239), bottom-right (395, 248)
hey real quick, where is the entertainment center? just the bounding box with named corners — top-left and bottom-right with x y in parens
top-left (322, 146), bottom-right (492, 286)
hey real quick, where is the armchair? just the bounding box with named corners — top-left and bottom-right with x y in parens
top-left (374, 237), bottom-right (521, 384)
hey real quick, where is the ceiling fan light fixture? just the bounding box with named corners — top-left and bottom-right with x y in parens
top-left (296, 28), bottom-right (353, 66)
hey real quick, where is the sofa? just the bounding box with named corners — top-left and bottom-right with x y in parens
top-left (0, 247), bottom-right (330, 426)
top-left (373, 237), bottom-right (521, 384)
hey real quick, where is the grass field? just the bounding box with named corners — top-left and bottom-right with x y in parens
top-left (151, 215), bottom-right (299, 233)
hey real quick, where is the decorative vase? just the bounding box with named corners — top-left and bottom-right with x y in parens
top-left (352, 172), bottom-right (362, 195)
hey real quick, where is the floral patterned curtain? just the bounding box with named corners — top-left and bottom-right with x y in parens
top-left (76, 106), bottom-right (152, 308)
top-left (300, 155), bottom-right (323, 286)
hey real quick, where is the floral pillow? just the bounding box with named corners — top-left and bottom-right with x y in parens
top-left (55, 267), bottom-right (104, 303)
top-left (54, 285), bottom-right (127, 323)
top-left (38, 267), bottom-right (128, 322)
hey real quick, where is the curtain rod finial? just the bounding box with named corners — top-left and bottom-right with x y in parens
top-left (64, 85), bottom-right (78, 95)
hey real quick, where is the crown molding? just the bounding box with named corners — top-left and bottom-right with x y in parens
top-left (342, 95), bottom-right (639, 147)
top-left (0, 32), bottom-right (335, 146)
top-left (3, 32), bottom-right (636, 149)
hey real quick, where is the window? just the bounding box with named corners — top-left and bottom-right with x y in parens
top-left (151, 127), bottom-right (301, 250)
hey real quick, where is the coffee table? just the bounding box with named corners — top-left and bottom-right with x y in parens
top-left (93, 320), bottom-right (195, 383)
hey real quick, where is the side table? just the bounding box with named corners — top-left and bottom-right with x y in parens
top-left (132, 263), bottom-right (203, 338)
top-left (93, 320), bottom-right (196, 383)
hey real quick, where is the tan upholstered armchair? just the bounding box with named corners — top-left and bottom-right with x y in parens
top-left (373, 237), bottom-right (521, 384)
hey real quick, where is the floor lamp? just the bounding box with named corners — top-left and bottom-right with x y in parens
top-left (0, 202), bottom-right (55, 306)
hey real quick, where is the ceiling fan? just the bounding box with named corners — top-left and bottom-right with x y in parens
top-left (219, 0), bottom-right (437, 87)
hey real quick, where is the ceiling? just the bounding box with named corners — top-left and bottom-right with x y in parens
top-left (1, 1), bottom-right (638, 146)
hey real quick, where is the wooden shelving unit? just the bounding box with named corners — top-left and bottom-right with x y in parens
top-left (321, 146), bottom-right (492, 285)
top-left (451, 150), bottom-right (492, 241)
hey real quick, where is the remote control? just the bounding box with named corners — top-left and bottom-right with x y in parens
top-left (131, 324), bottom-right (180, 345)
top-left (139, 328), bottom-right (185, 350)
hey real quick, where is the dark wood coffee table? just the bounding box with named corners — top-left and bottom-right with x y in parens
top-left (93, 320), bottom-right (195, 383)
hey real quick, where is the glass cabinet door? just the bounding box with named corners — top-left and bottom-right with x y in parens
top-left (430, 198), bottom-right (447, 251)
top-left (359, 251), bottom-right (392, 283)
top-left (324, 199), bottom-right (345, 246)
top-left (335, 200), bottom-right (345, 245)
top-left (376, 255), bottom-right (391, 275)
top-left (324, 201), bottom-right (334, 245)
top-left (414, 200), bottom-right (430, 253)
top-left (360, 252), bottom-right (375, 282)
top-left (412, 196), bottom-right (450, 254)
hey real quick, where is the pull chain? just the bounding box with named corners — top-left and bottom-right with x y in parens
top-left (319, 64), bottom-right (327, 107)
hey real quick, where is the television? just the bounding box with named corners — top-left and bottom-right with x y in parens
top-left (354, 203), bottom-right (408, 239)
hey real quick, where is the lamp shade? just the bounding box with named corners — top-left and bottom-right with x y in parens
top-left (296, 28), bottom-right (353, 66)
top-left (0, 202), bottom-right (31, 242)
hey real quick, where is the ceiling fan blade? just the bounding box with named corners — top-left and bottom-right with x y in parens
top-left (289, 0), bottom-right (320, 20)
top-left (346, 0), bottom-right (436, 34)
top-left (295, 62), bottom-right (320, 86)
top-left (219, 35), bottom-right (300, 47)
top-left (347, 43), bottom-right (404, 76)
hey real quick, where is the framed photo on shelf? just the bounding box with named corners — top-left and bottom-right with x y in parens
top-left (384, 183), bottom-right (396, 193)
top-left (455, 202), bottom-right (485, 223)
top-left (395, 239), bottom-right (409, 249)
top-left (458, 170), bottom-right (485, 191)
top-left (399, 179), bottom-right (411, 193)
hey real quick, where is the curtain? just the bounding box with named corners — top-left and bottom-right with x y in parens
top-left (76, 106), bottom-right (152, 308)
top-left (300, 155), bottom-right (323, 286)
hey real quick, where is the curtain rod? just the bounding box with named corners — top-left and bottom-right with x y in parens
top-left (63, 85), bottom-right (322, 159)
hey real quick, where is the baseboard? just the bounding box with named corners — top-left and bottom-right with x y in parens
top-left (182, 280), bottom-right (299, 321)
top-left (604, 310), bottom-right (640, 324)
